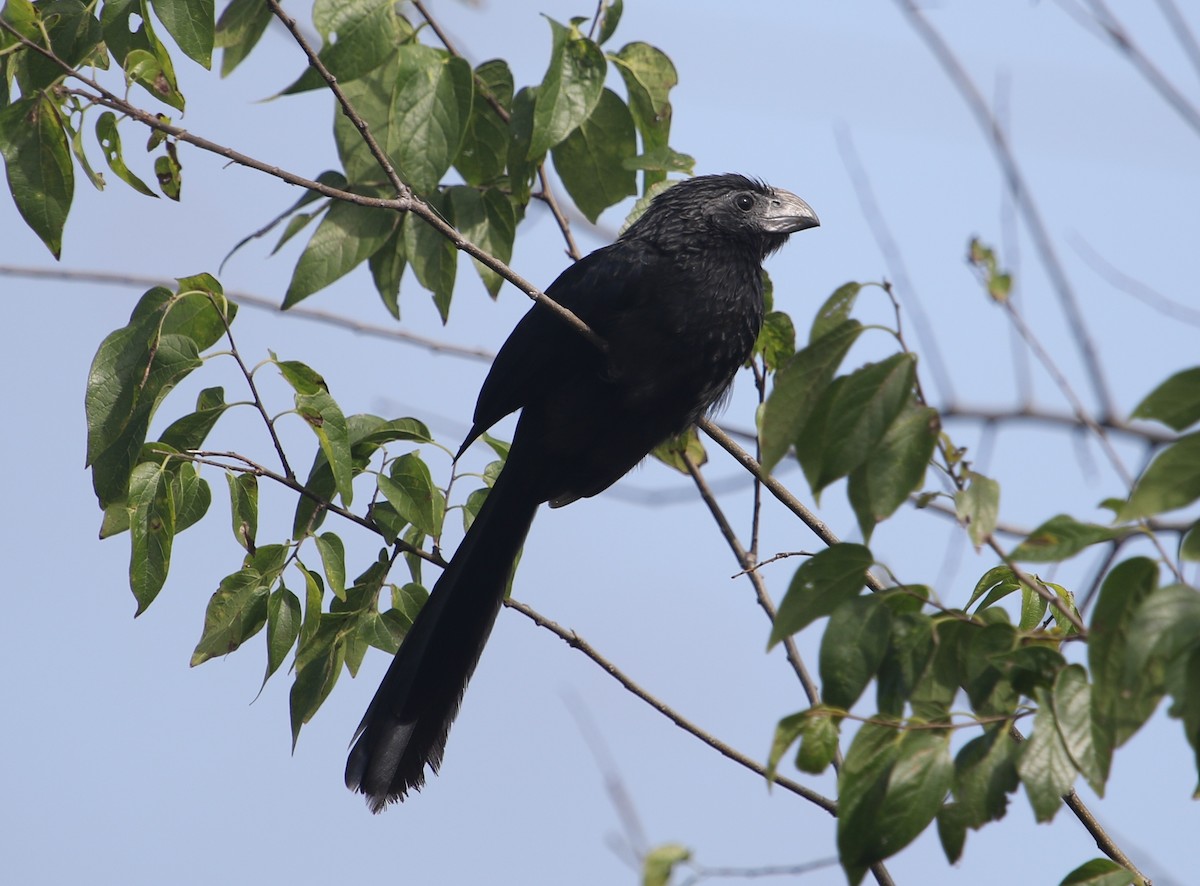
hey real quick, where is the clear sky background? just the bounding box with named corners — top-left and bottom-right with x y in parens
top-left (2, 1), bottom-right (1197, 883)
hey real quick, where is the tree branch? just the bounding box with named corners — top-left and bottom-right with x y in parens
top-left (893, 0), bottom-right (1117, 419)
top-left (502, 597), bottom-right (838, 814)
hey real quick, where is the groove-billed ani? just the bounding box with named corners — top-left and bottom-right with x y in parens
top-left (345, 173), bottom-right (819, 811)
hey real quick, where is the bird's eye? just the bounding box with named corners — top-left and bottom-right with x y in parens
top-left (734, 193), bottom-right (755, 211)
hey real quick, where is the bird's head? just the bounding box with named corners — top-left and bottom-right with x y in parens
top-left (622, 173), bottom-right (819, 260)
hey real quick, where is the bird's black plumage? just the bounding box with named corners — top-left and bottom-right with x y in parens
top-left (345, 174), bottom-right (818, 811)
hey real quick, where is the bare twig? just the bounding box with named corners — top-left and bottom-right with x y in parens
top-left (893, 0), bottom-right (1117, 419)
top-left (1071, 0), bottom-right (1200, 136)
top-left (411, 0), bottom-right (583, 261)
top-left (0, 21), bottom-right (604, 351)
top-left (1154, 0), bottom-right (1200, 81)
top-left (681, 453), bottom-right (823, 704)
top-left (265, 0), bottom-right (407, 197)
top-left (211, 296), bottom-right (295, 479)
top-left (835, 125), bottom-right (956, 404)
top-left (0, 265), bottom-right (497, 362)
top-left (502, 597), bottom-right (839, 815)
top-left (697, 420), bottom-right (888, 594)
top-left (1069, 234), bottom-right (1200, 328)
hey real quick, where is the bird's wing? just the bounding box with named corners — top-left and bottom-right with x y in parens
top-left (457, 241), bottom-right (655, 456)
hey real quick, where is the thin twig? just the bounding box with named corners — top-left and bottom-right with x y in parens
top-left (179, 450), bottom-right (445, 565)
top-left (1154, 0), bottom-right (1200, 81)
top-left (835, 125), bottom-right (956, 404)
top-left (697, 420), bottom-right (888, 594)
top-left (0, 265), bottom-right (497, 362)
top-left (212, 296), bottom-right (295, 479)
top-left (681, 453), bottom-right (822, 704)
top-left (265, 0), bottom-right (407, 197)
top-left (0, 21), bottom-right (605, 350)
top-left (1073, 0), bottom-right (1200, 136)
top-left (502, 597), bottom-right (839, 815)
top-left (894, 0), bottom-right (1117, 419)
top-left (412, 0), bottom-right (583, 261)
top-left (1069, 234), bottom-right (1200, 328)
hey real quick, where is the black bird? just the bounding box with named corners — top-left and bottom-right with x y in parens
top-left (345, 173), bottom-right (819, 811)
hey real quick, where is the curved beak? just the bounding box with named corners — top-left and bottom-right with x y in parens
top-left (761, 189), bottom-right (820, 234)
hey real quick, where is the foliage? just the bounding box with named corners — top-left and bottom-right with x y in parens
top-left (2, 1), bottom-right (1197, 883)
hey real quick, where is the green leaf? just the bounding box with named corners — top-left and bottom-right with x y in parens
top-left (1059, 858), bottom-right (1136, 886)
top-left (275, 357), bottom-right (328, 395)
top-left (368, 226), bottom-right (406, 317)
top-left (530, 17), bottom-right (606, 159)
top-left (909, 617), bottom-right (968, 722)
top-left (378, 452), bottom-right (445, 537)
top-left (1125, 583), bottom-right (1200, 687)
top-left (848, 403), bottom-right (939, 541)
top-left (1089, 558), bottom-right (1162, 781)
top-left (954, 469), bottom-right (1000, 550)
top-left (101, 0), bottom-right (184, 110)
top-left (935, 803), bottom-right (968, 865)
top-left (838, 724), bottom-right (952, 883)
top-left (290, 613), bottom-right (350, 746)
top-left (967, 565), bottom-right (1022, 611)
top-left (315, 532), bottom-right (347, 600)
top-left (190, 568), bottom-right (270, 665)
top-left (1131, 366), bottom-right (1200, 431)
top-left (86, 290), bottom-right (206, 507)
top-left (641, 843), bottom-right (691, 886)
top-left (1017, 687), bottom-right (1078, 822)
top-left (952, 724), bottom-right (1019, 829)
top-left (770, 543), bottom-right (872, 647)
top-left (506, 86), bottom-right (539, 203)
top-left (158, 386), bottom-right (228, 451)
top-left (810, 282), bottom-right (862, 344)
top-left (962, 622), bottom-right (1019, 717)
top-left (154, 143), bottom-right (181, 198)
top-left (1010, 514), bottom-right (1120, 562)
top-left (334, 45), bottom-right (473, 193)
top-left (819, 596), bottom-right (893, 710)
top-left (264, 585), bottom-right (302, 686)
top-left (292, 414), bottom-right (432, 537)
top-left (294, 388), bottom-right (354, 506)
top-left (281, 0), bottom-right (409, 94)
top-left (214, 0), bottom-right (270, 76)
top-left (595, 0), bottom-right (622, 45)
top-left (148, 0), bottom-right (214, 68)
top-left (403, 193), bottom-right (458, 321)
top-left (754, 309), bottom-right (796, 372)
top-left (15, 0), bottom-right (103, 91)
top-left (1120, 431), bottom-right (1200, 519)
top-left (1051, 664), bottom-right (1104, 795)
top-left (650, 426), bottom-right (705, 474)
top-left (759, 320), bottom-right (863, 472)
top-left (284, 198), bottom-right (397, 307)
top-left (170, 459), bottom-right (210, 533)
top-left (454, 58), bottom-right (513, 187)
top-left (796, 353), bottom-right (916, 497)
top-left (0, 95), bottom-right (73, 257)
top-left (551, 87), bottom-right (636, 223)
top-left (876, 611), bottom-right (934, 716)
top-left (226, 472), bottom-right (257, 552)
top-left (447, 185), bottom-right (517, 298)
top-left (1182, 521), bottom-right (1200, 562)
top-left (611, 41), bottom-right (675, 188)
top-left (127, 460), bottom-right (175, 614)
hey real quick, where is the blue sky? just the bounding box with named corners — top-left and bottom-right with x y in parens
top-left (2, 2), bottom-right (1197, 883)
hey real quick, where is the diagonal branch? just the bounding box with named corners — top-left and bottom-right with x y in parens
top-left (503, 597), bottom-right (838, 814)
top-left (893, 0), bottom-right (1117, 419)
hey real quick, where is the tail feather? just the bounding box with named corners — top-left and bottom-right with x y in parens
top-left (345, 456), bottom-right (539, 811)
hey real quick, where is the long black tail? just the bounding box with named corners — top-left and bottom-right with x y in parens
top-left (345, 452), bottom-right (540, 811)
